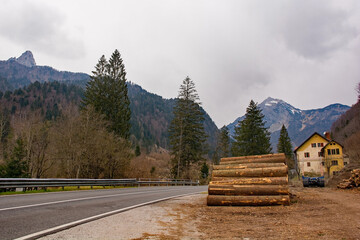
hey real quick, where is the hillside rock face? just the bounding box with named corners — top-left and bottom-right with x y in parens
top-left (228, 97), bottom-right (350, 151)
top-left (0, 51), bottom-right (89, 89)
top-left (15, 51), bottom-right (36, 67)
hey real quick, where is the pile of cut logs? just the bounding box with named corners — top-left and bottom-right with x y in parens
top-left (337, 169), bottom-right (360, 189)
top-left (207, 153), bottom-right (290, 206)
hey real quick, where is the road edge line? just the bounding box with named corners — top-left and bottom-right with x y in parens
top-left (15, 191), bottom-right (204, 240)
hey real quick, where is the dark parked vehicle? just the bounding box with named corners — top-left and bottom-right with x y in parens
top-left (302, 176), bottom-right (325, 187)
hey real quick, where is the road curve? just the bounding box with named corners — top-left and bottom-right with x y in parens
top-left (0, 185), bottom-right (207, 240)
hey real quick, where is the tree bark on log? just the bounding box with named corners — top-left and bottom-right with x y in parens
top-left (213, 163), bottom-right (285, 170)
top-left (210, 177), bottom-right (288, 185)
top-left (220, 153), bottom-right (285, 162)
top-left (212, 166), bottom-right (288, 178)
top-left (207, 195), bottom-right (290, 206)
top-left (208, 184), bottom-right (289, 196)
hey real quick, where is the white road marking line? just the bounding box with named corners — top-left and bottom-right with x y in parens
top-left (15, 191), bottom-right (203, 240)
top-left (0, 188), bottom-right (178, 212)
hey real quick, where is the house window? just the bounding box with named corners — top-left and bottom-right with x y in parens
top-left (331, 160), bottom-right (338, 166)
top-left (331, 149), bottom-right (336, 155)
top-left (327, 149), bottom-right (331, 155)
top-left (318, 152), bottom-right (322, 157)
top-left (344, 162), bottom-right (348, 165)
top-left (304, 152), bottom-right (310, 158)
top-left (307, 162), bottom-right (311, 167)
top-left (336, 149), bottom-right (340, 155)
top-left (318, 143), bottom-right (324, 147)
top-left (321, 162), bottom-right (325, 166)
top-left (311, 143), bottom-right (316, 148)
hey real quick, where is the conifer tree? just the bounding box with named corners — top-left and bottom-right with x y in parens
top-left (213, 125), bottom-right (230, 164)
top-left (3, 138), bottom-right (28, 177)
top-left (231, 100), bottom-right (272, 156)
top-left (82, 50), bottom-right (131, 139)
top-left (218, 125), bottom-right (230, 158)
top-left (277, 124), bottom-right (294, 168)
top-left (169, 76), bottom-right (206, 178)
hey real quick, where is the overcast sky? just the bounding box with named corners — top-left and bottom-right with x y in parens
top-left (0, 0), bottom-right (359, 127)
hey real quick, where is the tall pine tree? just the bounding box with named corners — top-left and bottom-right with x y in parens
top-left (231, 100), bottom-right (272, 156)
top-left (169, 76), bottom-right (206, 178)
top-left (219, 125), bottom-right (230, 158)
top-left (82, 50), bottom-right (131, 139)
top-left (277, 124), bottom-right (294, 169)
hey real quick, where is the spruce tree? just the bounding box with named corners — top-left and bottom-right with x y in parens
top-left (4, 138), bottom-right (28, 177)
top-left (277, 124), bottom-right (294, 169)
top-left (218, 125), bottom-right (230, 158)
top-left (169, 76), bottom-right (206, 178)
top-left (231, 100), bottom-right (272, 156)
top-left (213, 125), bottom-right (230, 164)
top-left (83, 50), bottom-right (131, 139)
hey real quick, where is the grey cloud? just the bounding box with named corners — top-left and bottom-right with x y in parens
top-left (0, 1), bottom-right (84, 59)
top-left (277, 1), bottom-right (358, 59)
top-left (0, 0), bottom-right (358, 127)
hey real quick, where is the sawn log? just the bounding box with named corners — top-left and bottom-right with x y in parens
top-left (208, 184), bottom-right (289, 196)
top-left (207, 195), bottom-right (290, 206)
top-left (210, 177), bottom-right (288, 185)
top-left (213, 163), bottom-right (285, 170)
top-left (212, 166), bottom-right (288, 178)
top-left (220, 153), bottom-right (285, 162)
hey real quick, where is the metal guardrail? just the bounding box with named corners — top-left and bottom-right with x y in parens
top-left (0, 178), bottom-right (199, 192)
top-left (137, 178), bottom-right (199, 186)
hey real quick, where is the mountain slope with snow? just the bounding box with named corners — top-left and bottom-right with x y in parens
top-left (228, 97), bottom-right (350, 151)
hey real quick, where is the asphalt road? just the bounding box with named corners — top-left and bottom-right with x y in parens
top-left (0, 185), bottom-right (207, 240)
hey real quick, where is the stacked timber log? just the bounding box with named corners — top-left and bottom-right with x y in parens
top-left (337, 169), bottom-right (360, 189)
top-left (207, 153), bottom-right (290, 206)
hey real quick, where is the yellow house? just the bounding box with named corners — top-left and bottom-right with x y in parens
top-left (321, 140), bottom-right (346, 176)
top-left (294, 132), bottom-right (347, 177)
top-left (294, 132), bottom-right (329, 176)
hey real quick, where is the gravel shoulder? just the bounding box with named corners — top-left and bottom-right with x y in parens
top-left (41, 187), bottom-right (360, 240)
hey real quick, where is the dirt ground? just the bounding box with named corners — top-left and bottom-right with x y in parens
top-left (42, 186), bottom-right (360, 240)
top-left (135, 187), bottom-right (360, 240)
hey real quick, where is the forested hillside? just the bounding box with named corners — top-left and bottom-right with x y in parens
top-left (128, 83), bottom-right (218, 153)
top-left (0, 81), bottom-right (131, 179)
top-left (331, 91), bottom-right (360, 164)
top-left (0, 81), bottom-right (83, 120)
top-left (0, 79), bottom-right (218, 153)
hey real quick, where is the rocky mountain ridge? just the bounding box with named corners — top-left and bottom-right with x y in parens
top-left (0, 51), bottom-right (88, 90)
top-left (11, 50), bottom-right (36, 67)
top-left (227, 97), bottom-right (350, 150)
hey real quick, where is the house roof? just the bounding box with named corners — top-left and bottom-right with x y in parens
top-left (321, 140), bottom-right (344, 151)
top-left (294, 132), bottom-right (329, 153)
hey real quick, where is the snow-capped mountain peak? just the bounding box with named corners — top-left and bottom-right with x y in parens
top-left (227, 97), bottom-right (350, 150)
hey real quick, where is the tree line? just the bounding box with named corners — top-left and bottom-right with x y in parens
top-left (0, 50), bottom-right (133, 179)
top-left (0, 48), bottom-right (295, 180)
